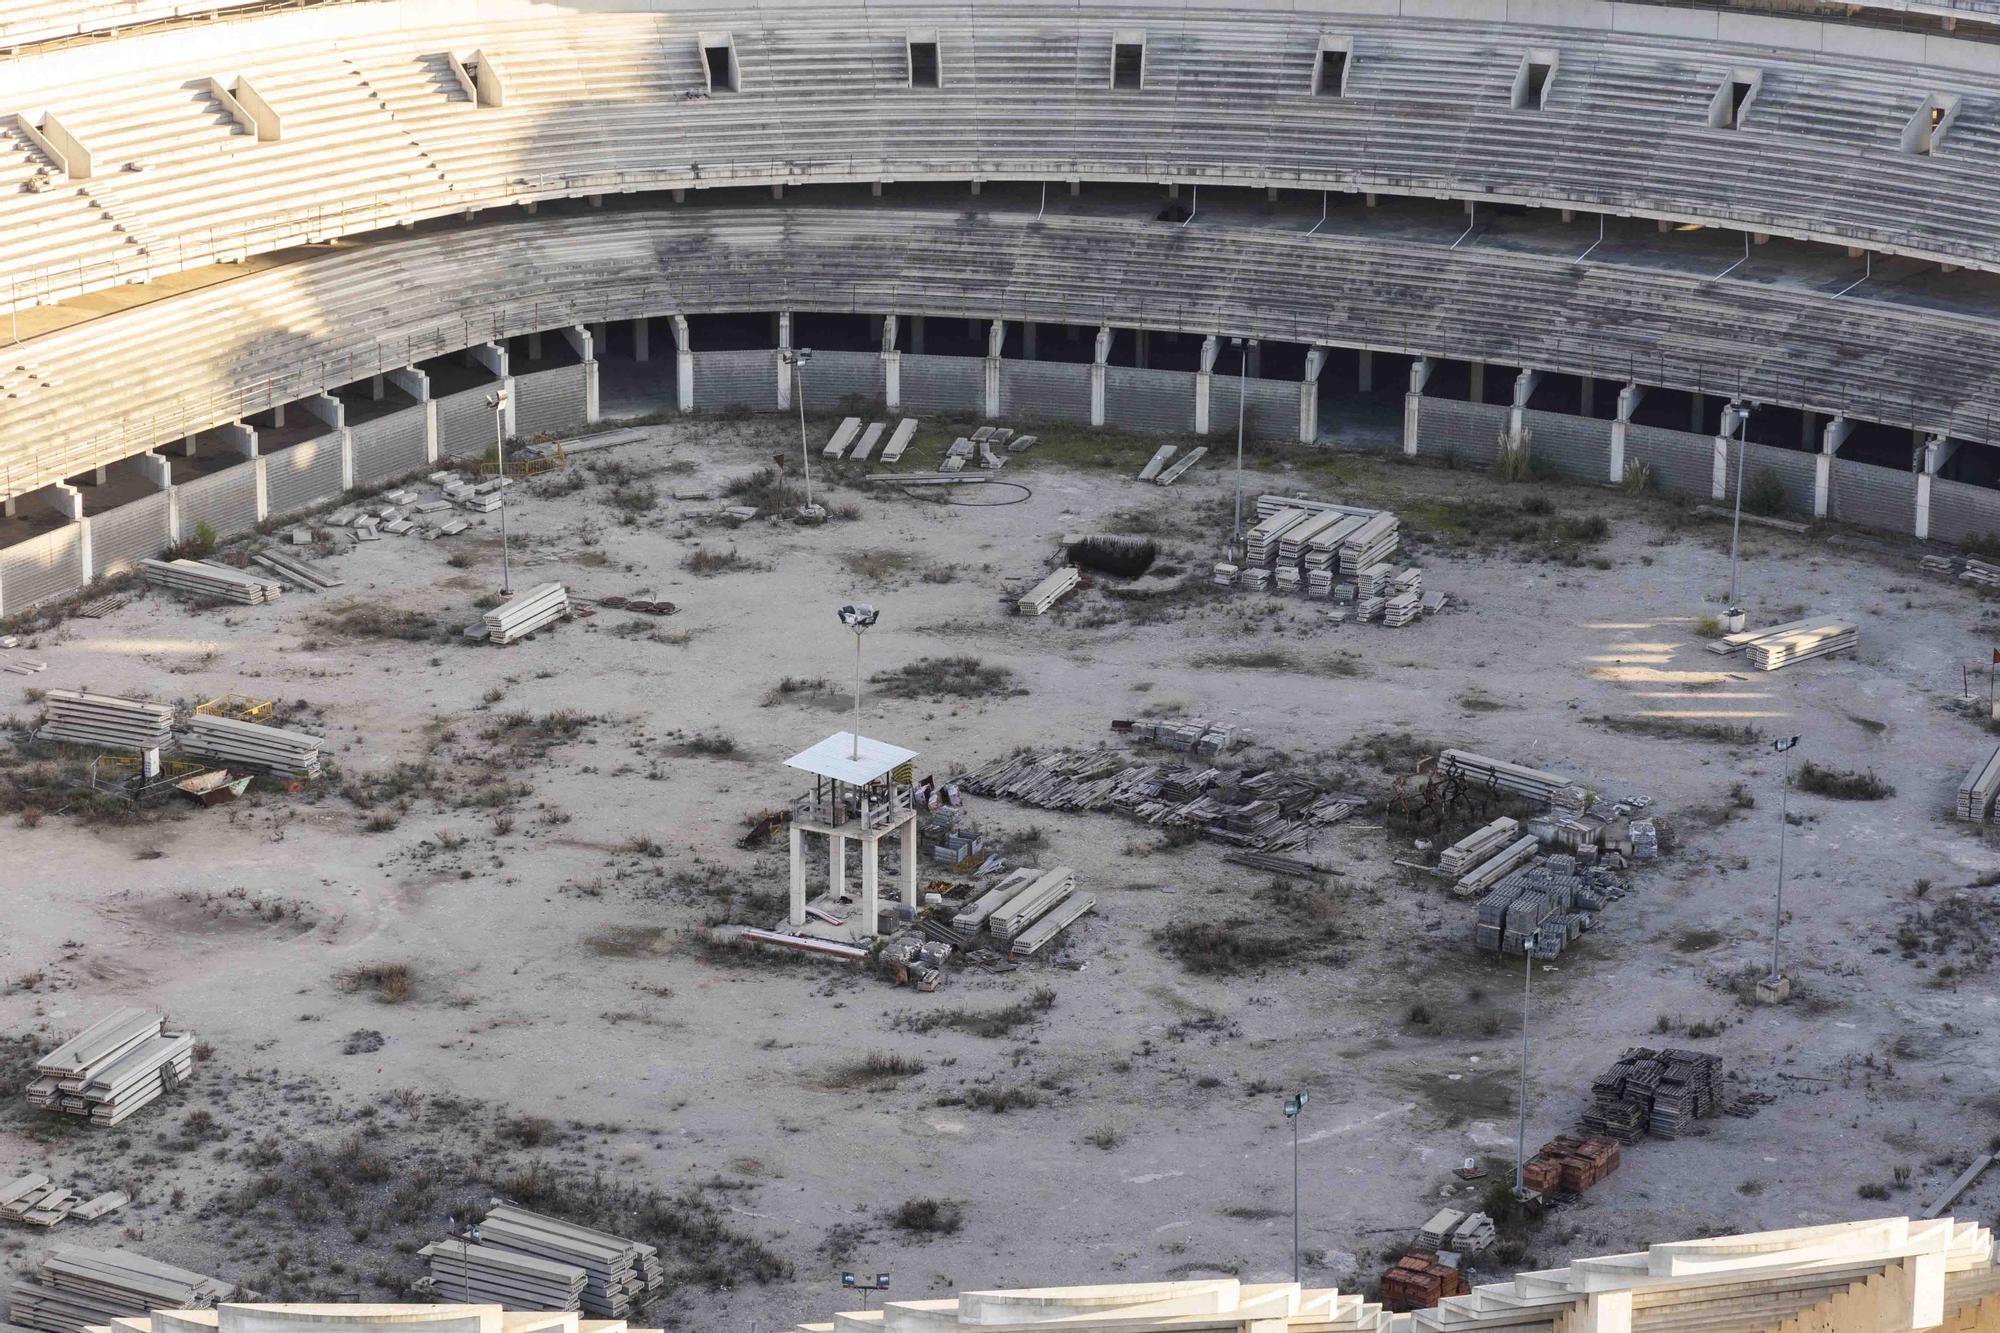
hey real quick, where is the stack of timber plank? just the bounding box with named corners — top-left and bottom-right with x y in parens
top-left (1438, 749), bottom-right (1578, 804)
top-left (25, 1010), bottom-right (195, 1127)
top-left (1438, 818), bottom-right (1520, 877)
top-left (1745, 619), bottom-right (1857, 671)
top-left (420, 1240), bottom-right (586, 1310)
top-left (140, 559), bottom-right (282, 604)
top-left (474, 1205), bottom-right (664, 1317)
top-left (1960, 744), bottom-right (2000, 822)
top-left (36, 693), bottom-right (173, 754)
top-left (483, 583), bottom-right (570, 645)
top-left (1018, 566), bottom-right (1080, 615)
top-left (1705, 614), bottom-right (1844, 657)
top-left (177, 715), bottom-right (324, 780)
top-left (6, 1247), bottom-right (236, 1333)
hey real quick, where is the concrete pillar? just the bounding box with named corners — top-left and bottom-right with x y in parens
top-left (470, 342), bottom-right (508, 379)
top-left (422, 398), bottom-right (440, 464)
top-left (562, 325), bottom-right (593, 362)
top-left (1800, 409), bottom-right (1816, 449)
top-left (1816, 415), bottom-right (1852, 519)
top-left (589, 321), bottom-right (607, 351)
top-left (882, 314), bottom-right (902, 412)
top-left (1403, 356), bottom-right (1433, 457)
top-left (1357, 349), bottom-right (1374, 394)
top-left (1135, 329), bottom-right (1150, 370)
top-left (252, 456), bottom-right (270, 523)
top-left (1580, 377), bottom-right (1595, 419)
top-left (48, 482), bottom-right (83, 520)
top-left (671, 315), bottom-right (693, 413)
top-left (271, 402), bottom-right (286, 428)
top-left (1690, 392), bottom-right (1706, 433)
top-left (527, 330), bottom-right (543, 362)
top-left (1194, 335), bottom-right (1219, 436)
top-left (137, 453), bottom-right (172, 491)
top-left (304, 393), bottom-right (343, 431)
top-left (1612, 383), bottom-right (1644, 483)
top-left (775, 312), bottom-right (793, 410)
top-left (984, 319), bottom-right (1004, 420)
top-left (1913, 1251), bottom-right (1946, 1331)
top-left (901, 818), bottom-right (918, 910)
top-left (1469, 362), bottom-right (1486, 404)
top-left (1917, 434), bottom-right (1951, 540)
top-left (388, 366), bottom-right (429, 402)
top-left (1089, 325), bottom-right (1111, 428)
top-left (860, 836), bottom-right (881, 937)
top-left (910, 315), bottom-right (926, 355)
top-left (1508, 368), bottom-right (1540, 445)
top-left (220, 421), bottom-right (259, 459)
top-left (1300, 345), bottom-right (1327, 444)
top-left (633, 317), bottom-right (650, 363)
top-left (788, 825), bottom-right (807, 926)
top-left (829, 831), bottom-right (846, 902)
top-left (370, 374), bottom-right (385, 402)
top-left (1023, 321), bottom-right (1037, 360)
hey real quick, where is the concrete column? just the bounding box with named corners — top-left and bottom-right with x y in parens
top-left (901, 818), bottom-right (918, 910)
top-left (1403, 356), bottom-right (1432, 457)
top-left (1135, 329), bottom-right (1149, 370)
top-left (370, 374), bottom-right (385, 402)
top-left (860, 836), bottom-right (881, 937)
top-left (562, 327), bottom-right (599, 425)
top-left (775, 312), bottom-right (793, 409)
top-left (88, 465), bottom-right (106, 485)
top-left (633, 317), bottom-right (650, 364)
top-left (1800, 409), bottom-right (1816, 449)
top-left (1917, 434), bottom-right (1951, 540)
top-left (422, 398), bottom-right (440, 464)
top-left (48, 483), bottom-right (83, 520)
top-left (671, 315), bottom-right (692, 413)
top-left (1300, 345), bottom-right (1327, 445)
top-left (828, 831), bottom-right (846, 902)
top-left (1469, 362), bottom-right (1486, 404)
top-left (1580, 376), bottom-right (1594, 419)
top-left (1194, 335), bottom-right (1219, 436)
top-left (388, 366), bottom-right (429, 402)
top-left (470, 342), bottom-right (508, 379)
top-left (1023, 321), bottom-right (1037, 360)
top-left (527, 330), bottom-right (543, 362)
top-left (271, 402), bottom-right (286, 428)
top-left (1913, 1250), bottom-right (1946, 1331)
top-left (1816, 415), bottom-right (1852, 519)
top-left (252, 456), bottom-right (270, 523)
top-left (304, 393), bottom-right (344, 431)
top-left (561, 325), bottom-right (593, 362)
top-left (1508, 368), bottom-right (1540, 446)
top-left (984, 319), bottom-right (1004, 420)
top-left (1358, 349), bottom-right (1374, 394)
top-left (589, 321), bottom-right (606, 351)
top-left (1089, 325), bottom-right (1111, 428)
top-left (1690, 392), bottom-right (1706, 433)
top-left (1612, 383), bottom-right (1644, 483)
top-left (883, 315), bottom-right (902, 412)
top-left (788, 825), bottom-right (807, 926)
top-left (220, 421), bottom-right (259, 459)
top-left (137, 452), bottom-right (172, 491)
top-left (910, 315), bottom-right (926, 355)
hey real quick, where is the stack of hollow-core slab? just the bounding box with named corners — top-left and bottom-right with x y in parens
top-left (987, 866), bottom-right (1079, 946)
top-left (36, 693), bottom-right (174, 755)
top-left (1439, 818), bottom-right (1520, 877)
top-left (420, 1240), bottom-right (586, 1311)
top-left (1, 1174), bottom-right (128, 1229)
top-left (6, 1246), bottom-right (237, 1333)
top-left (1960, 744), bottom-right (2000, 822)
top-left (177, 715), bottom-right (324, 780)
top-left (26, 1010), bottom-right (195, 1127)
top-left (1018, 566), bottom-right (1080, 615)
top-left (1744, 619), bottom-right (1857, 671)
top-left (474, 1204), bottom-right (663, 1317)
top-left (139, 559), bottom-right (283, 604)
top-left (483, 583), bottom-right (569, 645)
top-left (1438, 750), bottom-right (1578, 804)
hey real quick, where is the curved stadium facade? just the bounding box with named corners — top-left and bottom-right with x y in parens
top-left (7, 0), bottom-right (2000, 608)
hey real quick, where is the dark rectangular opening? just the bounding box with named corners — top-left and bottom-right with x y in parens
top-left (1316, 49), bottom-right (1348, 97)
top-left (703, 44), bottom-right (735, 92)
top-left (1522, 60), bottom-right (1552, 108)
top-left (909, 40), bottom-right (939, 88)
top-left (1113, 42), bottom-right (1144, 90)
top-left (1727, 80), bottom-right (1753, 126)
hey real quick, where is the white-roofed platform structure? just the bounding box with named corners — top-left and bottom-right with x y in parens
top-left (782, 730), bottom-right (920, 938)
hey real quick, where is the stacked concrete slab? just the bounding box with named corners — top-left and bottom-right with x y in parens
top-left (420, 1241), bottom-right (585, 1311)
top-left (25, 1010), bottom-right (194, 1127)
top-left (474, 1205), bottom-right (665, 1317)
top-left (177, 715), bottom-right (324, 780)
top-left (6, 1248), bottom-right (236, 1333)
top-left (36, 694), bottom-right (174, 755)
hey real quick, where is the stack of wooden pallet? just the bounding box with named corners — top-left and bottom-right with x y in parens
top-left (1745, 619), bottom-right (1857, 671)
top-left (483, 583), bottom-right (570, 645)
top-left (1, 1174), bottom-right (128, 1229)
top-left (475, 1205), bottom-right (664, 1317)
top-left (420, 1239), bottom-right (586, 1310)
top-left (6, 1246), bottom-right (237, 1333)
top-left (178, 714), bottom-right (325, 780)
top-left (36, 692), bottom-right (174, 754)
top-left (1017, 566), bottom-right (1080, 615)
top-left (140, 559), bottom-right (284, 604)
top-left (1582, 1047), bottom-right (1723, 1143)
top-left (1959, 744), bottom-right (2000, 822)
top-left (26, 1010), bottom-right (196, 1126)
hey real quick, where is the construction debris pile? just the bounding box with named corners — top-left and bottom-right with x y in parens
top-left (0, 1174), bottom-right (127, 1230)
top-left (25, 1009), bottom-right (196, 1127)
top-left (1705, 614), bottom-right (1857, 671)
top-left (6, 1246), bottom-right (240, 1333)
top-left (421, 1204), bottom-right (663, 1315)
top-left (1216, 495), bottom-right (1443, 624)
top-left (935, 424), bottom-right (1036, 471)
top-left (1582, 1048), bottom-right (1725, 1142)
top-left (1924, 552), bottom-right (2000, 591)
top-left (958, 748), bottom-right (1362, 853)
top-left (1520, 1133), bottom-right (1622, 1196)
top-left (36, 692), bottom-right (174, 756)
top-left (140, 559), bottom-right (286, 604)
top-left (326, 473), bottom-right (500, 541)
top-left (475, 582), bottom-right (571, 645)
top-left (1958, 743), bottom-right (2000, 822)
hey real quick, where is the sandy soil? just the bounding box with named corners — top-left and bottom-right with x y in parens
top-left (1, 410), bottom-right (1997, 1327)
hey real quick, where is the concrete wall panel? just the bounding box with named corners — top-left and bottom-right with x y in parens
top-left (351, 406), bottom-right (429, 487)
top-left (1929, 477), bottom-right (2000, 548)
top-left (1740, 443), bottom-right (1818, 519)
top-left (1829, 457), bottom-right (1918, 535)
top-left (513, 365), bottom-right (589, 440)
top-left (438, 388), bottom-right (496, 461)
top-left (1521, 409), bottom-right (1610, 483)
top-left (1104, 366), bottom-right (1196, 435)
top-left (1623, 423), bottom-right (1714, 499)
top-left (999, 362), bottom-right (1092, 424)
top-left (265, 433), bottom-right (345, 515)
top-left (900, 354), bottom-right (984, 416)
top-left (175, 460), bottom-right (260, 539)
top-left (1416, 398), bottom-right (1508, 466)
top-left (88, 491), bottom-right (172, 579)
top-left (0, 524), bottom-right (85, 615)
top-left (692, 350), bottom-right (777, 412)
top-left (800, 351), bottom-right (884, 411)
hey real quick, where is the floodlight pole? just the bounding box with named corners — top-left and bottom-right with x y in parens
top-left (1516, 946), bottom-right (1531, 1192)
top-left (1727, 403), bottom-right (1751, 611)
top-left (1233, 338), bottom-right (1254, 556)
top-left (1283, 1090), bottom-right (1307, 1283)
top-left (488, 389), bottom-right (512, 596)
top-left (852, 630), bottom-right (863, 760)
top-left (1770, 735), bottom-right (1798, 983)
top-left (788, 348), bottom-right (815, 513)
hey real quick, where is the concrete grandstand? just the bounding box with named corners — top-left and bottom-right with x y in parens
top-left (10, 0), bottom-right (2000, 608)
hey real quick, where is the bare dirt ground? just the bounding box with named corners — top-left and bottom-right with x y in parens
top-left (2, 407), bottom-right (1997, 1328)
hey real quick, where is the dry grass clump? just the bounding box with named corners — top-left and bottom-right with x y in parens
top-left (1795, 762), bottom-right (1894, 800)
top-left (337, 963), bottom-right (415, 1004)
top-left (869, 655), bottom-right (1023, 699)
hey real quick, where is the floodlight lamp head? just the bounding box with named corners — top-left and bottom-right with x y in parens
top-left (842, 1274), bottom-right (857, 1289)
top-left (839, 603), bottom-right (880, 632)
top-left (1284, 1092), bottom-right (1306, 1118)
top-left (875, 1275), bottom-right (891, 1290)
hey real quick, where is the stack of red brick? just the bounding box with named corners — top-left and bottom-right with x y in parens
top-left (1523, 1134), bottom-right (1621, 1195)
top-left (1379, 1251), bottom-right (1468, 1312)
